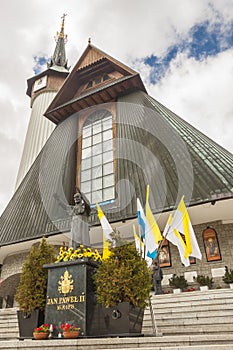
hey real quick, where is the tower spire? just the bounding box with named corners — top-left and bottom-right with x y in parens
top-left (48, 14), bottom-right (68, 69)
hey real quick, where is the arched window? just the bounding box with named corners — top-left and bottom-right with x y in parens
top-left (80, 110), bottom-right (115, 204)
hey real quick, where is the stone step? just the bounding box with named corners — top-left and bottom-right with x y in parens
top-left (151, 289), bottom-right (233, 300)
top-left (150, 296), bottom-right (233, 307)
top-left (158, 324), bottom-right (233, 335)
top-left (145, 303), bottom-right (233, 315)
top-left (0, 317), bottom-right (18, 327)
top-left (0, 334), bottom-right (233, 350)
top-left (147, 312), bottom-right (233, 323)
top-left (0, 322), bottom-right (18, 329)
top-left (0, 308), bottom-right (19, 340)
top-left (0, 331), bottom-right (19, 340)
top-left (0, 307), bottom-right (18, 315)
top-left (144, 308), bottom-right (233, 320)
top-left (80, 346), bottom-right (233, 350)
top-left (143, 290), bottom-right (233, 336)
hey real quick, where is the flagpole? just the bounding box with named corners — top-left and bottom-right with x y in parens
top-left (138, 223), bottom-right (145, 259)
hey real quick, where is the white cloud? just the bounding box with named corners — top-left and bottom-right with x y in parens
top-left (146, 49), bottom-right (233, 153)
top-left (0, 0), bottom-right (233, 214)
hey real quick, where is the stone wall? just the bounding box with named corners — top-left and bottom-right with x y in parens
top-left (1, 252), bottom-right (29, 281)
top-left (161, 220), bottom-right (233, 290)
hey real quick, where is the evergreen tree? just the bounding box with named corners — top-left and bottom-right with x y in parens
top-left (15, 237), bottom-right (56, 312)
top-left (95, 235), bottom-right (152, 308)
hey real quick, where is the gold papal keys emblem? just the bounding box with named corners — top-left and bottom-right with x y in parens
top-left (58, 270), bottom-right (74, 294)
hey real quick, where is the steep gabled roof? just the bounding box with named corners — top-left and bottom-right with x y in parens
top-left (44, 44), bottom-right (146, 123)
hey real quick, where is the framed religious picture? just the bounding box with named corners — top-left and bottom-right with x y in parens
top-left (158, 239), bottom-right (171, 267)
top-left (203, 227), bottom-right (221, 262)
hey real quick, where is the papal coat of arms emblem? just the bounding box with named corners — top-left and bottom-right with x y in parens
top-left (58, 270), bottom-right (74, 294)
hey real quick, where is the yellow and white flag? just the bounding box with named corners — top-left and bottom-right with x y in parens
top-left (145, 185), bottom-right (163, 244)
top-left (163, 197), bottom-right (202, 267)
top-left (96, 203), bottom-right (113, 260)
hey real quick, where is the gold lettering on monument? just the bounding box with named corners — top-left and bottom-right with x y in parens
top-left (47, 293), bottom-right (85, 311)
top-left (46, 269), bottom-right (86, 311)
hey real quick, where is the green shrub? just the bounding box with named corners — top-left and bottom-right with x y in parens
top-left (195, 275), bottom-right (213, 288)
top-left (169, 274), bottom-right (188, 290)
top-left (94, 235), bottom-right (152, 308)
top-left (15, 237), bottom-right (56, 312)
top-left (223, 266), bottom-right (233, 284)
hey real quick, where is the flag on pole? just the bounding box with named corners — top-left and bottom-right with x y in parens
top-left (145, 185), bottom-right (163, 244)
top-left (96, 203), bottom-right (113, 260)
top-left (133, 224), bottom-right (144, 256)
top-left (137, 198), bottom-right (158, 262)
top-left (163, 197), bottom-right (202, 267)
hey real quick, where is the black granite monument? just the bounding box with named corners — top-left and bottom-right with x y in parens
top-left (44, 259), bottom-right (99, 337)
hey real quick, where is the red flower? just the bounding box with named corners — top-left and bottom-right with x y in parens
top-left (60, 323), bottom-right (80, 332)
top-left (34, 324), bottom-right (51, 333)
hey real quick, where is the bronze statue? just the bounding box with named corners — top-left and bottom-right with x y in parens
top-left (54, 188), bottom-right (91, 247)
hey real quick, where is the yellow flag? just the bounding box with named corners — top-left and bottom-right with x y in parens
top-left (145, 185), bottom-right (163, 244)
top-left (96, 203), bottom-right (113, 260)
top-left (163, 197), bottom-right (202, 267)
top-left (177, 197), bottom-right (192, 259)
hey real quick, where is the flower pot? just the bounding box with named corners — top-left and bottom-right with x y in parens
top-left (98, 302), bottom-right (144, 336)
top-left (33, 332), bottom-right (49, 340)
top-left (173, 288), bottom-right (181, 294)
top-left (229, 283), bottom-right (233, 289)
top-left (17, 310), bottom-right (45, 339)
top-left (200, 285), bottom-right (209, 291)
top-left (63, 331), bottom-right (79, 339)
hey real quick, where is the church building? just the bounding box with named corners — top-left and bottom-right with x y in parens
top-left (0, 17), bottom-right (233, 305)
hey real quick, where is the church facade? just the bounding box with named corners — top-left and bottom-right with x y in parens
top-left (1, 19), bottom-right (233, 305)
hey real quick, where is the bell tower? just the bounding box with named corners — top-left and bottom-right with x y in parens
top-left (15, 15), bottom-right (69, 189)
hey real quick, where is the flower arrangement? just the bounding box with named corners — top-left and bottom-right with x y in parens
top-left (34, 323), bottom-right (52, 333)
top-left (60, 323), bottom-right (80, 332)
top-left (55, 244), bottom-right (102, 263)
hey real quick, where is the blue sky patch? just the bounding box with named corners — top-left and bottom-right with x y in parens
top-left (33, 56), bottom-right (48, 74)
top-left (143, 20), bottom-right (233, 84)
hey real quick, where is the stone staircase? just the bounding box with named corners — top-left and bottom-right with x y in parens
top-left (0, 289), bottom-right (232, 349)
top-left (0, 307), bottom-right (19, 340)
top-left (142, 288), bottom-right (233, 337)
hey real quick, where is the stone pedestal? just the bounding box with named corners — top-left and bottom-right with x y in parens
top-left (44, 259), bottom-right (98, 337)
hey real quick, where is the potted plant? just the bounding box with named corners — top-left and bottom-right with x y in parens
top-left (94, 233), bottom-right (152, 335)
top-left (169, 274), bottom-right (188, 293)
top-left (223, 266), bottom-right (233, 289)
top-left (60, 323), bottom-right (80, 338)
top-left (15, 237), bottom-right (56, 339)
top-left (194, 275), bottom-right (213, 291)
top-left (33, 323), bottom-right (51, 340)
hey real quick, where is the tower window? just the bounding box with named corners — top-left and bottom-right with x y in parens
top-left (80, 110), bottom-right (115, 204)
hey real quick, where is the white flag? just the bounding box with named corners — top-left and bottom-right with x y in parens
top-left (163, 197), bottom-right (202, 267)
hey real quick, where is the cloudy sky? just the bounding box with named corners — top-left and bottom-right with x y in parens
top-left (0, 0), bottom-right (233, 214)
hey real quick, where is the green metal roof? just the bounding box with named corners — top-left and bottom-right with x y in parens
top-left (0, 90), bottom-right (233, 246)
